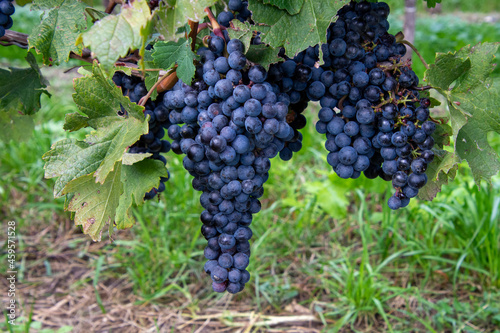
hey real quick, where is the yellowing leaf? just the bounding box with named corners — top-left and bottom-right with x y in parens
top-left (63, 162), bottom-right (123, 241)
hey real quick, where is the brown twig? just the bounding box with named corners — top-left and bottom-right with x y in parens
top-left (188, 20), bottom-right (199, 52)
top-left (412, 85), bottom-right (433, 91)
top-left (400, 39), bottom-right (429, 69)
top-left (197, 22), bottom-right (209, 33)
top-left (0, 29), bottom-right (145, 71)
top-left (105, 0), bottom-right (118, 14)
top-left (0, 30), bottom-right (29, 48)
top-left (204, 7), bottom-right (225, 40)
top-left (138, 71), bottom-right (173, 106)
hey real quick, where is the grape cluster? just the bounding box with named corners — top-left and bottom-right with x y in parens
top-left (161, 32), bottom-right (316, 293)
top-left (312, 1), bottom-right (435, 210)
top-left (112, 72), bottom-right (171, 200)
top-left (0, 0), bottom-right (14, 37)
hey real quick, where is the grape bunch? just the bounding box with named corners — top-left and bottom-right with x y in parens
top-left (159, 32), bottom-right (316, 293)
top-left (112, 71), bottom-right (171, 200)
top-left (0, 0), bottom-right (14, 37)
top-left (311, 1), bottom-right (435, 210)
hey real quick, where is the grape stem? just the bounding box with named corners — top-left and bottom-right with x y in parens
top-left (138, 68), bottom-right (176, 106)
top-left (188, 20), bottom-right (199, 52)
top-left (105, 0), bottom-right (123, 14)
top-left (338, 95), bottom-right (347, 111)
top-left (198, 22), bottom-right (228, 34)
top-left (204, 7), bottom-right (225, 40)
top-left (400, 40), bottom-right (429, 70)
top-left (412, 85), bottom-right (433, 91)
top-left (429, 116), bottom-right (448, 124)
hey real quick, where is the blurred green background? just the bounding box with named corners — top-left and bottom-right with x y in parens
top-left (1, 1), bottom-right (500, 332)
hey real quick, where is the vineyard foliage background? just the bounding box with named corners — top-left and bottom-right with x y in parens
top-left (1, 0), bottom-right (500, 331)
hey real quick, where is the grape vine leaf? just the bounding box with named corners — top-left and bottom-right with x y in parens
top-left (71, 64), bottom-right (145, 128)
top-left (122, 153), bottom-right (152, 165)
top-left (432, 122), bottom-right (452, 149)
top-left (29, 0), bottom-right (88, 65)
top-left (228, 20), bottom-right (253, 53)
top-left (0, 53), bottom-right (50, 116)
top-left (15, 0), bottom-right (33, 7)
top-left (248, 0), bottom-right (344, 57)
top-left (62, 162), bottom-right (123, 242)
top-left (419, 150), bottom-right (459, 201)
top-left (152, 38), bottom-right (196, 84)
top-left (154, 0), bottom-right (217, 40)
top-left (85, 7), bottom-right (107, 22)
top-left (245, 44), bottom-right (282, 70)
top-left (77, 0), bottom-right (151, 70)
top-left (44, 63), bottom-right (148, 196)
top-left (0, 109), bottom-right (35, 143)
top-left (424, 0), bottom-right (442, 8)
top-left (61, 158), bottom-right (167, 241)
top-left (262, 0), bottom-right (304, 15)
top-left (426, 43), bottom-right (500, 186)
top-left (115, 159), bottom-right (168, 229)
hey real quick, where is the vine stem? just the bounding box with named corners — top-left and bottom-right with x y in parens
top-left (400, 39), bottom-right (429, 70)
top-left (188, 20), bottom-right (199, 52)
top-left (105, 0), bottom-right (123, 14)
top-left (412, 85), bottom-right (433, 91)
top-left (204, 7), bottom-right (225, 39)
top-left (138, 70), bottom-right (174, 107)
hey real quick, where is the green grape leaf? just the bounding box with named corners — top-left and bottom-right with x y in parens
top-left (228, 20), bottom-right (253, 53)
top-left (115, 159), bottom-right (168, 229)
top-left (85, 120), bottom-right (149, 183)
top-left (44, 139), bottom-right (104, 197)
top-left (62, 157), bottom-right (168, 241)
top-left (432, 122), bottom-right (453, 149)
top-left (43, 115), bottom-right (147, 196)
top-left (262, 0), bottom-right (304, 15)
top-left (425, 53), bottom-right (471, 92)
top-left (16, 0), bottom-right (34, 7)
top-left (0, 109), bottom-right (35, 143)
top-left (429, 97), bottom-right (441, 108)
top-left (419, 150), bottom-right (459, 201)
top-left (44, 63), bottom-right (149, 195)
top-left (454, 81), bottom-right (500, 185)
top-left (248, 0), bottom-right (344, 57)
top-left (0, 53), bottom-right (50, 116)
top-left (152, 38), bottom-right (196, 84)
top-left (426, 43), bottom-right (500, 186)
top-left (77, 0), bottom-right (151, 70)
top-left (424, 0), bottom-right (442, 8)
top-left (153, 6), bottom-right (177, 41)
top-left (85, 7), bottom-right (107, 22)
top-left (63, 112), bottom-right (88, 132)
top-left (71, 63), bottom-right (145, 127)
top-left (62, 162), bottom-right (123, 241)
top-left (29, 0), bottom-right (88, 65)
top-left (245, 44), bottom-right (282, 70)
top-left (154, 0), bottom-right (217, 40)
